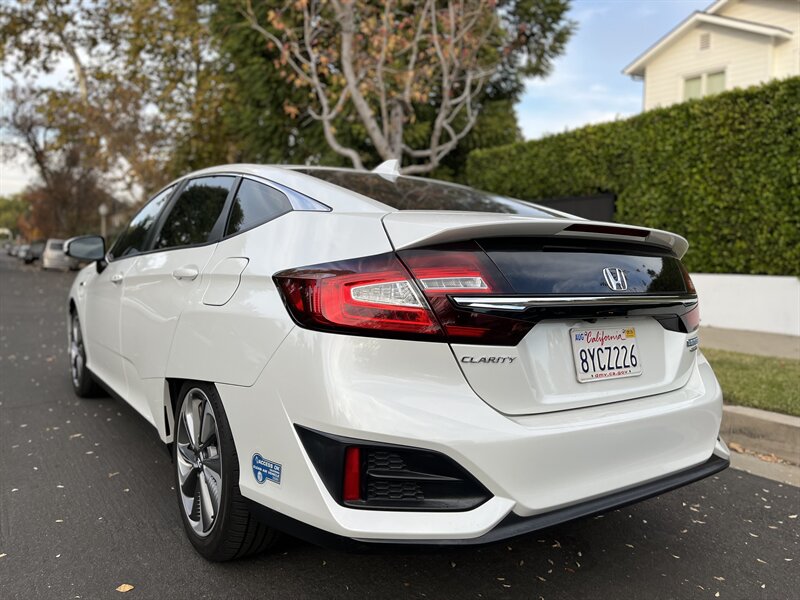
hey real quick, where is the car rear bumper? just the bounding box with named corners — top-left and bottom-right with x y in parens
top-left (245, 450), bottom-right (728, 549)
top-left (218, 328), bottom-right (724, 542)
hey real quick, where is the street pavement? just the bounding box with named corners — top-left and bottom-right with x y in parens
top-left (1, 253), bottom-right (798, 600)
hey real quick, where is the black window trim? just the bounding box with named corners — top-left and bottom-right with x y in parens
top-left (221, 176), bottom-right (295, 240)
top-left (106, 171), bottom-right (331, 263)
top-left (148, 174), bottom-right (241, 254)
top-left (237, 173), bottom-right (331, 213)
top-left (106, 182), bottom-right (180, 264)
top-left (107, 175), bottom-right (239, 263)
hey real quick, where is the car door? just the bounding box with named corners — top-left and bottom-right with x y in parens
top-left (83, 185), bottom-right (175, 398)
top-left (119, 175), bottom-right (237, 422)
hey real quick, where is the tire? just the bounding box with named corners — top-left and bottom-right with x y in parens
top-left (173, 381), bottom-right (279, 561)
top-left (69, 312), bottom-right (102, 398)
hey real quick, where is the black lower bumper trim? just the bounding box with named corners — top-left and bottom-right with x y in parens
top-left (246, 453), bottom-right (729, 550)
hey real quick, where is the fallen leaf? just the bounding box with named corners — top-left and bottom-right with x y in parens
top-left (727, 441), bottom-right (745, 453)
top-left (756, 453), bottom-right (780, 463)
top-left (116, 584), bottom-right (134, 593)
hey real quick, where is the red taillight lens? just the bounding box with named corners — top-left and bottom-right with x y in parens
top-left (274, 253), bottom-right (443, 340)
top-left (679, 266), bottom-right (699, 332)
top-left (682, 303), bottom-right (700, 332)
top-left (343, 447), bottom-right (361, 502)
top-left (274, 246), bottom-right (533, 345)
top-left (399, 243), bottom-right (533, 345)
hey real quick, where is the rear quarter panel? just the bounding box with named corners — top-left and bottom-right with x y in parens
top-left (166, 210), bottom-right (393, 387)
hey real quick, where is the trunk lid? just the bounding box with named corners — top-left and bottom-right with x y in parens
top-left (384, 212), bottom-right (699, 416)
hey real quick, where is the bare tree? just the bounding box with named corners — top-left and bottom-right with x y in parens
top-left (241, 0), bottom-right (512, 174)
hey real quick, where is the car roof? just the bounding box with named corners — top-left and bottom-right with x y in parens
top-left (164, 164), bottom-right (394, 213)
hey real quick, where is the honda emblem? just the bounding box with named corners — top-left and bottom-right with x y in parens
top-left (602, 267), bottom-right (628, 291)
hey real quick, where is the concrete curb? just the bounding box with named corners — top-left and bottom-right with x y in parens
top-left (721, 405), bottom-right (800, 464)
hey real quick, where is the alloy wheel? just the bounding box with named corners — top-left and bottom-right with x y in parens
top-left (176, 388), bottom-right (223, 537)
top-left (69, 315), bottom-right (85, 388)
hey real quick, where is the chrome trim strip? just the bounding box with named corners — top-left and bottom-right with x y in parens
top-left (451, 295), bottom-right (698, 312)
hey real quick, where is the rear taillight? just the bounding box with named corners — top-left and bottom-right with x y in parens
top-left (274, 253), bottom-right (444, 340)
top-left (680, 302), bottom-right (700, 333)
top-left (274, 246), bottom-right (533, 345)
top-left (399, 243), bottom-right (533, 345)
top-left (679, 267), bottom-right (700, 332)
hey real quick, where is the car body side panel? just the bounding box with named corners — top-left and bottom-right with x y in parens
top-left (165, 210), bottom-right (393, 390)
top-left (120, 245), bottom-right (218, 422)
top-left (81, 259), bottom-right (136, 399)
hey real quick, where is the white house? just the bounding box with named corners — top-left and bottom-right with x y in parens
top-left (624, 0), bottom-right (799, 110)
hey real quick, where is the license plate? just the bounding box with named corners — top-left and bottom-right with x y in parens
top-left (570, 327), bottom-right (642, 383)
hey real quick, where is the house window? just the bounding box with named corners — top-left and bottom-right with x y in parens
top-left (683, 71), bottom-right (725, 101)
top-left (684, 76), bottom-right (702, 100)
top-left (699, 32), bottom-right (711, 50)
top-left (706, 71), bottom-right (726, 95)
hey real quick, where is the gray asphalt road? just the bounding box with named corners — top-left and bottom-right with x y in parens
top-left (1, 253), bottom-right (798, 600)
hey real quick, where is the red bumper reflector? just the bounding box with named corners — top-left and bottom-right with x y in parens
top-left (343, 447), bottom-right (361, 502)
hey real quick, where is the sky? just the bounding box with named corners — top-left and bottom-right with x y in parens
top-left (0, 0), bottom-right (712, 197)
top-left (517, 0), bottom-right (710, 138)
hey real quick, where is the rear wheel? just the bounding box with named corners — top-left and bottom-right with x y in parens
top-left (69, 312), bottom-right (101, 397)
top-left (173, 381), bottom-right (279, 561)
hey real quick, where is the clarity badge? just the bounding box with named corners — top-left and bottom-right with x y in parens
top-left (252, 453), bottom-right (282, 485)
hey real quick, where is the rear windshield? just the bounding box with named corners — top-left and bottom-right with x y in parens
top-left (49, 241), bottom-right (63, 250)
top-left (295, 169), bottom-right (558, 218)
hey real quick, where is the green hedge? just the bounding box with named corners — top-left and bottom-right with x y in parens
top-left (466, 77), bottom-right (800, 275)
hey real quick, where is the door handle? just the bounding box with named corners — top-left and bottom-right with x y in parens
top-left (172, 266), bottom-right (199, 281)
top-left (110, 273), bottom-right (124, 285)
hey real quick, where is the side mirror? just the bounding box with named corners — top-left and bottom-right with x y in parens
top-left (65, 235), bottom-right (106, 262)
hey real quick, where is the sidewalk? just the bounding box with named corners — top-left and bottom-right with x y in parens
top-left (700, 326), bottom-right (800, 360)
top-left (699, 326), bottom-right (800, 484)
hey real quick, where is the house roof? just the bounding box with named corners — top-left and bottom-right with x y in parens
top-left (623, 10), bottom-right (793, 77)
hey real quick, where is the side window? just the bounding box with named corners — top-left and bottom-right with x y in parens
top-left (154, 176), bottom-right (235, 250)
top-left (225, 179), bottom-right (293, 237)
top-left (109, 185), bottom-right (174, 260)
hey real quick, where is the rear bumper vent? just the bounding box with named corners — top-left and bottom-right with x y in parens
top-left (296, 426), bottom-right (491, 511)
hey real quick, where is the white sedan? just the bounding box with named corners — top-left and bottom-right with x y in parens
top-left (65, 163), bottom-right (728, 561)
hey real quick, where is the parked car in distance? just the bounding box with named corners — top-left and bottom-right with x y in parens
top-left (16, 243), bottom-right (30, 260)
top-left (22, 240), bottom-right (46, 264)
top-left (65, 163), bottom-right (729, 562)
top-left (42, 239), bottom-right (78, 270)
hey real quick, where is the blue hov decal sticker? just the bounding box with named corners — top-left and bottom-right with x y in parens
top-left (252, 454), bottom-right (281, 485)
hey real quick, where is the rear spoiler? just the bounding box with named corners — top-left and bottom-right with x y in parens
top-left (382, 212), bottom-right (689, 258)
